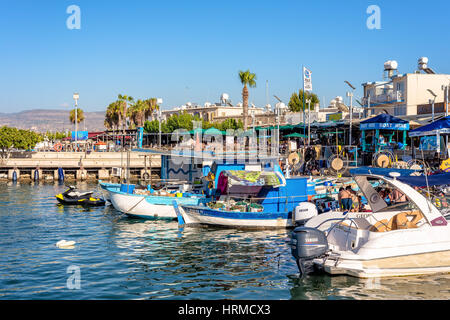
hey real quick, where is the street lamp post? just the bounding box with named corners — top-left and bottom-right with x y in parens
top-left (306, 99), bottom-right (311, 145)
top-left (442, 84), bottom-right (449, 117)
top-left (347, 92), bottom-right (354, 145)
top-left (73, 92), bottom-right (79, 151)
top-left (275, 102), bottom-right (285, 158)
top-left (427, 89), bottom-right (437, 122)
top-left (156, 98), bottom-right (163, 148)
top-left (344, 81), bottom-right (356, 146)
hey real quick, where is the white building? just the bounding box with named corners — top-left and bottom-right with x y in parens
top-left (160, 93), bottom-right (268, 124)
top-left (362, 58), bottom-right (450, 119)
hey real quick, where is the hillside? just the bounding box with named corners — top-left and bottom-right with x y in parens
top-left (0, 109), bottom-right (106, 132)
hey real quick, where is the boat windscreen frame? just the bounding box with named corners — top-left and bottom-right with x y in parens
top-left (354, 176), bottom-right (389, 213)
top-left (353, 174), bottom-right (448, 226)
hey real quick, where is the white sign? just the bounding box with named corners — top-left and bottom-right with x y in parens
top-left (303, 67), bottom-right (312, 92)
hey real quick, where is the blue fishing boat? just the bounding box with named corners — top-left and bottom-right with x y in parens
top-left (174, 165), bottom-right (311, 229)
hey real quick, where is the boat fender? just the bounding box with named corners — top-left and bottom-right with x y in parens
top-left (58, 168), bottom-right (64, 181)
top-left (172, 201), bottom-right (185, 226)
top-left (12, 170), bottom-right (17, 182)
top-left (34, 169), bottom-right (39, 181)
top-left (56, 240), bottom-right (76, 249)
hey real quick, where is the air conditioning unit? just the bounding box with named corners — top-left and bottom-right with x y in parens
top-left (111, 167), bottom-right (122, 177)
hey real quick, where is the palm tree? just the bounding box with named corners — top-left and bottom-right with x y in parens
top-left (238, 70), bottom-right (257, 131)
top-left (69, 108), bottom-right (85, 125)
top-left (105, 101), bottom-right (121, 131)
top-left (143, 98), bottom-right (159, 122)
top-left (117, 94), bottom-right (134, 135)
top-left (128, 99), bottom-right (147, 128)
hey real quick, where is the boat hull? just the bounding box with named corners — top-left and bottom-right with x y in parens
top-left (315, 249), bottom-right (450, 278)
top-left (108, 189), bottom-right (203, 220)
top-left (99, 181), bottom-right (120, 201)
top-left (313, 224), bottom-right (450, 278)
top-left (178, 205), bottom-right (293, 229)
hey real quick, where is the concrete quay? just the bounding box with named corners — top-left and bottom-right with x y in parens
top-left (0, 151), bottom-right (161, 181)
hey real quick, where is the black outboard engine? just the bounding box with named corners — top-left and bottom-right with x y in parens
top-left (291, 227), bottom-right (328, 276)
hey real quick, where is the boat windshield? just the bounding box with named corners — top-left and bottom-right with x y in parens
top-left (354, 176), bottom-right (421, 213)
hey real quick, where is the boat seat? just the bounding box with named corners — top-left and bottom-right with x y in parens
top-left (67, 191), bottom-right (93, 198)
top-left (369, 210), bottom-right (424, 232)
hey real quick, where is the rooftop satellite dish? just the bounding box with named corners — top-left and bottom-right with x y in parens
top-left (204, 102), bottom-right (211, 108)
top-left (276, 102), bottom-right (286, 109)
top-left (220, 93), bottom-right (229, 104)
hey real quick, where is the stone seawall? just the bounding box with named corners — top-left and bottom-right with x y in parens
top-left (0, 151), bottom-right (161, 181)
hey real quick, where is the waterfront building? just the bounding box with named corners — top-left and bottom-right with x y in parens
top-left (160, 93), bottom-right (268, 124)
top-left (362, 57), bottom-right (450, 120)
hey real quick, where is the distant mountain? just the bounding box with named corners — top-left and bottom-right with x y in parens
top-left (0, 109), bottom-right (106, 132)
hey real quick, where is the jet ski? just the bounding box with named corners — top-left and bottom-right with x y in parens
top-left (56, 186), bottom-right (106, 206)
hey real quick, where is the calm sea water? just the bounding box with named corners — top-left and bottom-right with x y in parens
top-left (0, 182), bottom-right (449, 300)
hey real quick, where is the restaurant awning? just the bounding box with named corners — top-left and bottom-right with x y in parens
top-left (409, 116), bottom-right (450, 137)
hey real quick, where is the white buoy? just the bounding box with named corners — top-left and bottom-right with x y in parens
top-left (56, 240), bottom-right (76, 249)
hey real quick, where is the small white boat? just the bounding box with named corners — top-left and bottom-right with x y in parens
top-left (108, 186), bottom-right (206, 220)
top-left (291, 172), bottom-right (450, 278)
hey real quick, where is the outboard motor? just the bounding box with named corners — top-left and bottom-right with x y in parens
top-left (291, 227), bottom-right (328, 276)
top-left (293, 202), bottom-right (318, 226)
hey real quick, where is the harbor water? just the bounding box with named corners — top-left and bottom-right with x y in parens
top-left (0, 182), bottom-right (449, 300)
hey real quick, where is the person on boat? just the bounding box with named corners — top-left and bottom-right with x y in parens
top-left (379, 188), bottom-right (392, 204)
top-left (338, 187), bottom-right (352, 211)
top-left (390, 188), bottom-right (407, 203)
top-left (346, 186), bottom-right (360, 212)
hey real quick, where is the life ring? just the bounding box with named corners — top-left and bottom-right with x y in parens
top-left (54, 143), bottom-right (63, 152)
top-left (143, 172), bottom-right (150, 180)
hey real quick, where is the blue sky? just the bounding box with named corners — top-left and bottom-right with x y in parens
top-left (1, 0), bottom-right (449, 113)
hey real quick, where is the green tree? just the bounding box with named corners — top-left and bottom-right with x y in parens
top-left (288, 89), bottom-right (320, 112)
top-left (239, 70), bottom-right (257, 131)
top-left (69, 108), bottom-right (85, 125)
top-left (218, 118), bottom-right (243, 131)
top-left (144, 119), bottom-right (168, 134)
top-left (0, 126), bottom-right (18, 158)
top-left (105, 101), bottom-right (121, 131)
top-left (0, 126), bottom-right (43, 158)
top-left (118, 94), bottom-right (134, 134)
top-left (143, 98), bottom-right (159, 122)
top-left (128, 99), bottom-right (148, 128)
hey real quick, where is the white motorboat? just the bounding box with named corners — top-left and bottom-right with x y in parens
top-left (291, 173), bottom-right (450, 278)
